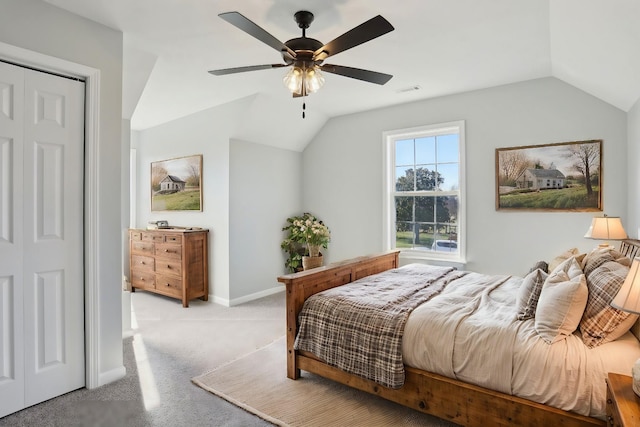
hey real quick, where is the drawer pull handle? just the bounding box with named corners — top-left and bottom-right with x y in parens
top-left (166, 283), bottom-right (170, 287)
top-left (140, 277), bottom-right (144, 281)
top-left (167, 265), bottom-right (171, 269)
top-left (140, 261), bottom-right (145, 264)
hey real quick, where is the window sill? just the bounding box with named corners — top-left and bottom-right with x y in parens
top-left (399, 250), bottom-right (466, 270)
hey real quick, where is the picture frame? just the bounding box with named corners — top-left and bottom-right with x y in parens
top-left (151, 154), bottom-right (203, 211)
top-left (495, 140), bottom-right (602, 211)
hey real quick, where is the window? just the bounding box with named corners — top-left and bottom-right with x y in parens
top-left (383, 121), bottom-right (465, 262)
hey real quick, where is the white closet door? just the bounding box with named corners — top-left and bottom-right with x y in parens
top-left (0, 60), bottom-right (26, 419)
top-left (0, 62), bottom-right (85, 416)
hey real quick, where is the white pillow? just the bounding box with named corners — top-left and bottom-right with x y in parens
top-left (535, 257), bottom-right (588, 344)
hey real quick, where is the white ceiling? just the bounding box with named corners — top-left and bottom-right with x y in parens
top-left (43, 0), bottom-right (640, 151)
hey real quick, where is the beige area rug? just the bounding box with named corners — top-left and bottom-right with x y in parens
top-left (192, 337), bottom-right (455, 427)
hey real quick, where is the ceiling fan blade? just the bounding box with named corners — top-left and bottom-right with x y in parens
top-left (320, 64), bottom-right (393, 85)
top-left (314, 15), bottom-right (394, 60)
top-left (208, 64), bottom-right (287, 76)
top-left (219, 12), bottom-right (296, 58)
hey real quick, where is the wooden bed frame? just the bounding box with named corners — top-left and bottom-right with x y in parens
top-left (278, 250), bottom-right (608, 427)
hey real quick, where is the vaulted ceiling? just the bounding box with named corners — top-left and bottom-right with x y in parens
top-left (43, 0), bottom-right (640, 151)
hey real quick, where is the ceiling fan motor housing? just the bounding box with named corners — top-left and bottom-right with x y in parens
top-left (283, 37), bottom-right (324, 67)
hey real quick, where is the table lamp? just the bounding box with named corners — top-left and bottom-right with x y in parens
top-left (611, 257), bottom-right (640, 396)
top-left (584, 215), bottom-right (627, 248)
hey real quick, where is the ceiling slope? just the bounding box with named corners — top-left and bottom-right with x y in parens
top-left (42, 0), bottom-right (640, 150)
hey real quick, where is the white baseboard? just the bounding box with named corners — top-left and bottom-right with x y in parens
top-left (211, 286), bottom-right (284, 307)
top-left (122, 290), bottom-right (133, 339)
top-left (95, 365), bottom-right (127, 389)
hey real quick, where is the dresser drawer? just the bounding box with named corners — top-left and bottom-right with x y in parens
top-left (132, 241), bottom-right (154, 255)
top-left (155, 243), bottom-right (182, 260)
top-left (132, 254), bottom-right (155, 271)
top-left (142, 232), bottom-right (165, 243)
top-left (155, 274), bottom-right (182, 297)
top-left (131, 270), bottom-right (155, 289)
top-left (164, 234), bottom-right (182, 244)
top-left (155, 259), bottom-right (182, 276)
top-left (130, 231), bottom-right (143, 241)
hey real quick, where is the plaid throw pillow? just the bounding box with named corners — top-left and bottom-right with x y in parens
top-left (516, 268), bottom-right (548, 320)
top-left (580, 260), bottom-right (637, 348)
top-left (581, 247), bottom-right (622, 277)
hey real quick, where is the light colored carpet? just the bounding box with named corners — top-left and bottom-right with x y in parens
top-left (192, 337), bottom-right (456, 427)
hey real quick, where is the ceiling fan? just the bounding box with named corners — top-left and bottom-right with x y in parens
top-left (208, 10), bottom-right (395, 99)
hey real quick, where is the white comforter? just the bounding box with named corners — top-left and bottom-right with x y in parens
top-left (401, 271), bottom-right (640, 419)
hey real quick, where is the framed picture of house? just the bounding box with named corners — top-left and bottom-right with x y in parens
top-left (151, 154), bottom-right (203, 211)
top-left (495, 140), bottom-right (602, 211)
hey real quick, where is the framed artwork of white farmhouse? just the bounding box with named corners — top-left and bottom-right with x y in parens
top-left (151, 154), bottom-right (203, 211)
top-left (495, 140), bottom-right (602, 211)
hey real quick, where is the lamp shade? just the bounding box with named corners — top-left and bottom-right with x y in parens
top-left (611, 257), bottom-right (640, 315)
top-left (584, 216), bottom-right (627, 240)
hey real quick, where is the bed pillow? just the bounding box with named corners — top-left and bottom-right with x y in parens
top-left (547, 248), bottom-right (580, 272)
top-left (527, 260), bottom-right (549, 274)
top-left (580, 260), bottom-right (638, 348)
top-left (581, 247), bottom-right (624, 277)
top-left (535, 257), bottom-right (588, 344)
top-left (515, 268), bottom-right (549, 320)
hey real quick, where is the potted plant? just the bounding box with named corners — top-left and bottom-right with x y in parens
top-left (281, 212), bottom-right (331, 272)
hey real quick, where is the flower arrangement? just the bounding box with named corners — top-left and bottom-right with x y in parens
top-left (281, 212), bottom-right (331, 272)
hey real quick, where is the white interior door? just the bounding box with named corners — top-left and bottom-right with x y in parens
top-left (0, 60), bottom-right (26, 419)
top-left (0, 61), bottom-right (85, 416)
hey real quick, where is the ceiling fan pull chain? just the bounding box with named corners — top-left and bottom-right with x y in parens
top-left (302, 99), bottom-right (306, 119)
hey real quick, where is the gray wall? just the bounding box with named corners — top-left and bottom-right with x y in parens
top-left (133, 76), bottom-right (634, 302)
top-left (229, 139), bottom-right (302, 302)
top-left (302, 77), bottom-right (628, 276)
top-left (134, 97), bottom-right (302, 305)
top-left (133, 98), bottom-right (254, 303)
top-left (0, 0), bottom-right (125, 384)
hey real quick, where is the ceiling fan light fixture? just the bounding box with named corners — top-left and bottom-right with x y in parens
top-left (283, 66), bottom-right (303, 94)
top-left (283, 65), bottom-right (324, 95)
top-left (304, 67), bottom-right (324, 94)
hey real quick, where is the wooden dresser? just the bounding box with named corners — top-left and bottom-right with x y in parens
top-left (129, 228), bottom-right (209, 307)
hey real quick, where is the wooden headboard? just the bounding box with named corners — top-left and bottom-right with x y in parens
top-left (619, 238), bottom-right (640, 260)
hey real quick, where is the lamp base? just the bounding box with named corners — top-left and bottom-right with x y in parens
top-left (633, 358), bottom-right (640, 397)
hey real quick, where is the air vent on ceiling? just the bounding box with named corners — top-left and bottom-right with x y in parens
top-left (396, 85), bottom-right (421, 93)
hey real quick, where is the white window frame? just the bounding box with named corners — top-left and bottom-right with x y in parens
top-left (382, 121), bottom-right (466, 264)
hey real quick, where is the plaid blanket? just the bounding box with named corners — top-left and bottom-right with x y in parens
top-left (294, 264), bottom-right (467, 389)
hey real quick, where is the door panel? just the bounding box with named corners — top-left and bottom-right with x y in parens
top-left (23, 67), bottom-right (85, 406)
top-left (0, 61), bottom-right (25, 418)
top-left (35, 142), bottom-right (64, 239)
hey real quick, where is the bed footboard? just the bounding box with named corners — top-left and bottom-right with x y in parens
top-left (296, 354), bottom-right (604, 427)
top-left (277, 250), bottom-right (400, 379)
